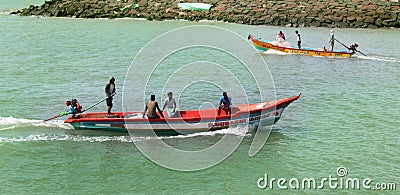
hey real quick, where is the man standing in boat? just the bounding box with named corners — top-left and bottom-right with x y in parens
top-left (295, 30), bottom-right (301, 49)
top-left (329, 30), bottom-right (335, 51)
top-left (162, 92), bottom-right (177, 117)
top-left (143, 95), bottom-right (164, 119)
top-left (218, 92), bottom-right (232, 116)
top-left (105, 76), bottom-right (115, 115)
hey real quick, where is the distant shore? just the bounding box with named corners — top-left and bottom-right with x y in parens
top-left (12, 0), bottom-right (400, 28)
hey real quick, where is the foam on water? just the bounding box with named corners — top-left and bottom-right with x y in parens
top-left (0, 11), bottom-right (10, 15)
top-left (0, 116), bottom-right (72, 130)
top-left (354, 54), bottom-right (400, 62)
top-left (0, 115), bottom-right (252, 142)
top-left (0, 125), bottom-right (251, 143)
top-left (161, 126), bottom-right (251, 140)
top-left (262, 50), bottom-right (290, 55)
top-left (0, 134), bottom-right (135, 143)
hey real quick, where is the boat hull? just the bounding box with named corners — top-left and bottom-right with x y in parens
top-left (64, 94), bottom-right (301, 135)
top-left (249, 35), bottom-right (354, 58)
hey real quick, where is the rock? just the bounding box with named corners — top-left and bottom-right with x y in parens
top-left (382, 18), bottom-right (397, 26)
top-left (137, 0), bottom-right (147, 6)
top-left (264, 17), bottom-right (274, 23)
top-left (364, 16), bottom-right (375, 24)
top-left (347, 15), bottom-right (357, 22)
top-left (375, 18), bottom-right (383, 27)
top-left (354, 21), bottom-right (364, 27)
top-left (331, 16), bottom-right (343, 22)
top-left (366, 4), bottom-right (379, 10)
top-left (337, 22), bottom-right (349, 28)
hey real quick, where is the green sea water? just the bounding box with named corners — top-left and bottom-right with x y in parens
top-left (1, 0), bottom-right (400, 194)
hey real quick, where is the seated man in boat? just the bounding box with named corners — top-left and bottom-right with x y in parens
top-left (276, 31), bottom-right (286, 41)
top-left (218, 92), bottom-right (232, 116)
top-left (349, 43), bottom-right (358, 53)
top-left (143, 95), bottom-right (164, 119)
top-left (162, 92), bottom-right (177, 117)
top-left (64, 99), bottom-right (82, 118)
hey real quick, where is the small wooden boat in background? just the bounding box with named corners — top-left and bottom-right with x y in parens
top-left (64, 94), bottom-right (301, 135)
top-left (248, 35), bottom-right (354, 58)
top-left (177, 3), bottom-right (213, 11)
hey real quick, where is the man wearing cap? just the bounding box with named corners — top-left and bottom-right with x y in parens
top-left (329, 30), bottom-right (335, 51)
top-left (105, 77), bottom-right (115, 115)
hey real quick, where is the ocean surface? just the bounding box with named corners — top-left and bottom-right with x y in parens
top-left (1, 0), bottom-right (399, 194)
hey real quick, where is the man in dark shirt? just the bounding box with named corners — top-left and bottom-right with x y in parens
top-left (218, 92), bottom-right (232, 116)
top-left (105, 77), bottom-right (115, 115)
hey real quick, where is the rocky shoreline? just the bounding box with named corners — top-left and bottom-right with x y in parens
top-left (13, 0), bottom-right (400, 28)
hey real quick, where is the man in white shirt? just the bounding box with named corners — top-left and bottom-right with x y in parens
top-left (329, 29), bottom-right (335, 51)
top-left (162, 92), bottom-right (177, 117)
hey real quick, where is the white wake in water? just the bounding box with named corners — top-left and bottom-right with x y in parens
top-left (0, 115), bottom-right (253, 143)
top-left (0, 116), bottom-right (72, 131)
top-left (0, 126), bottom-right (251, 143)
top-left (262, 50), bottom-right (290, 56)
top-left (0, 134), bottom-right (135, 143)
top-left (161, 126), bottom-right (251, 140)
top-left (354, 54), bottom-right (400, 62)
